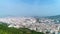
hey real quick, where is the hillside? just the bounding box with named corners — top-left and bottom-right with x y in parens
top-left (0, 22), bottom-right (44, 34)
top-left (46, 15), bottom-right (60, 19)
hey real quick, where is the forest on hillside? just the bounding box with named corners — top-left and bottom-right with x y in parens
top-left (0, 22), bottom-right (44, 34)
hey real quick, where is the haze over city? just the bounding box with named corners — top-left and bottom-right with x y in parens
top-left (0, 0), bottom-right (60, 17)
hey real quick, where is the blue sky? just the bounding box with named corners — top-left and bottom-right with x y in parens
top-left (0, 0), bottom-right (60, 17)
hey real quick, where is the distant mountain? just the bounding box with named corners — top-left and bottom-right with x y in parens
top-left (45, 15), bottom-right (60, 19)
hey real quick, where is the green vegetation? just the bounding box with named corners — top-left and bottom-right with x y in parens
top-left (0, 22), bottom-right (44, 34)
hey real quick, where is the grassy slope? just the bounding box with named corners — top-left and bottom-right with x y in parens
top-left (0, 22), bottom-right (44, 34)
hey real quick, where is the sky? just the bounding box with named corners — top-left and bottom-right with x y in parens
top-left (0, 0), bottom-right (60, 17)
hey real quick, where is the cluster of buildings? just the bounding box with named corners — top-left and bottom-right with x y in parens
top-left (0, 17), bottom-right (60, 34)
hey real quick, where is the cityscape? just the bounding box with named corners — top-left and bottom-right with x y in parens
top-left (0, 0), bottom-right (60, 34)
top-left (0, 16), bottom-right (60, 34)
